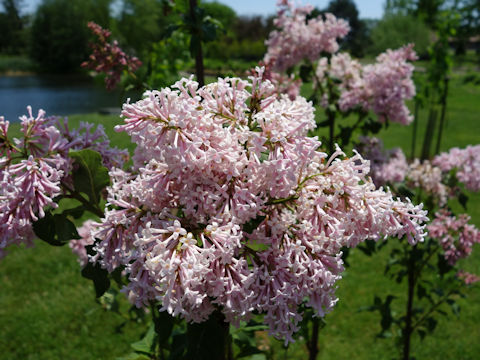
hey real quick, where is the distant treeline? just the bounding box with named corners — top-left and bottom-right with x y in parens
top-left (0, 0), bottom-right (478, 74)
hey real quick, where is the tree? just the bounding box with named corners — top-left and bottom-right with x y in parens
top-left (453, 0), bottom-right (480, 55)
top-left (30, 0), bottom-right (112, 73)
top-left (324, 0), bottom-right (369, 57)
top-left (368, 13), bottom-right (431, 57)
top-left (115, 0), bottom-right (168, 56)
top-left (0, 0), bottom-right (25, 54)
top-left (202, 0), bottom-right (236, 31)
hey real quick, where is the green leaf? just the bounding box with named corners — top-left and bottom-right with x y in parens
top-left (299, 64), bottom-right (312, 83)
top-left (437, 253), bottom-right (453, 276)
top-left (259, 151), bottom-right (269, 163)
top-left (54, 214), bottom-right (81, 242)
top-left (185, 311), bottom-right (228, 360)
top-left (33, 211), bottom-right (80, 246)
top-left (131, 323), bottom-right (156, 355)
top-left (153, 310), bottom-right (175, 346)
top-left (32, 212), bottom-right (57, 245)
top-left (116, 353), bottom-right (151, 360)
top-left (357, 239), bottom-right (377, 256)
top-left (69, 149), bottom-right (110, 205)
top-left (81, 260), bottom-right (110, 298)
top-left (397, 185), bottom-right (415, 199)
top-left (425, 317), bottom-right (438, 333)
top-left (243, 215), bottom-right (266, 234)
top-left (168, 332), bottom-right (187, 360)
top-left (458, 192), bottom-right (469, 210)
top-left (61, 205), bottom-right (85, 219)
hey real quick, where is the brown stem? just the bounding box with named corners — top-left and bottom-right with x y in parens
top-left (189, 0), bottom-right (205, 87)
top-left (403, 246), bottom-right (416, 360)
top-left (411, 289), bottom-right (454, 332)
top-left (411, 100), bottom-right (420, 160)
top-left (307, 317), bottom-right (320, 360)
top-left (434, 76), bottom-right (449, 155)
top-left (328, 109), bottom-right (335, 155)
top-left (61, 181), bottom-right (104, 218)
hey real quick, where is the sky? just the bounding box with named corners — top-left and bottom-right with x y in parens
top-left (19, 0), bottom-right (385, 19)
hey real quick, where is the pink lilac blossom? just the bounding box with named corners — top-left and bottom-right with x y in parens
top-left (339, 45), bottom-right (417, 125)
top-left (355, 136), bottom-right (408, 187)
top-left (264, 1), bottom-right (349, 72)
top-left (406, 159), bottom-right (449, 206)
top-left (249, 62), bottom-right (302, 101)
top-left (90, 70), bottom-right (427, 342)
top-left (315, 52), bottom-right (363, 106)
top-left (433, 145), bottom-right (480, 192)
top-left (427, 210), bottom-right (480, 266)
top-left (69, 220), bottom-right (96, 267)
top-left (0, 107), bottom-right (127, 259)
top-left (457, 270), bottom-right (480, 285)
top-left (82, 22), bottom-right (142, 90)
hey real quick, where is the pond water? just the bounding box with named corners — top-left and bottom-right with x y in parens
top-left (0, 74), bottom-right (140, 122)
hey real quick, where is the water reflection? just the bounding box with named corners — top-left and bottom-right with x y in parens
top-left (0, 74), bottom-right (141, 122)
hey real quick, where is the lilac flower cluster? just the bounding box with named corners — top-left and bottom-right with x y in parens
top-left (69, 220), bottom-right (96, 267)
top-left (338, 45), bottom-right (418, 125)
top-left (406, 159), bottom-right (450, 206)
top-left (356, 137), bottom-right (448, 204)
top-left (254, 62), bottom-right (302, 101)
top-left (355, 136), bottom-right (408, 187)
top-left (316, 52), bottom-right (363, 107)
top-left (264, 0), bottom-right (349, 72)
top-left (457, 270), bottom-right (480, 285)
top-left (87, 72), bottom-right (427, 342)
top-left (428, 210), bottom-right (480, 266)
top-left (433, 145), bottom-right (480, 192)
top-left (261, 2), bottom-right (416, 126)
top-left (0, 107), bottom-right (127, 259)
top-left (358, 138), bottom-right (479, 207)
top-left (82, 22), bottom-right (142, 90)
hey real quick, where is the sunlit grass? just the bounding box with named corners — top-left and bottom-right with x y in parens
top-left (0, 71), bottom-right (479, 359)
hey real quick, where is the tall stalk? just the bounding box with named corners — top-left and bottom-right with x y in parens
top-left (434, 76), bottom-right (449, 155)
top-left (421, 107), bottom-right (437, 161)
top-left (185, 310), bottom-right (232, 360)
top-left (307, 317), bottom-right (320, 360)
top-left (189, 0), bottom-right (205, 87)
top-left (410, 100), bottom-right (420, 159)
top-left (328, 109), bottom-right (336, 154)
top-left (402, 245), bottom-right (417, 360)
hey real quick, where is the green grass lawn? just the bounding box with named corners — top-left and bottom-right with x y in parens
top-left (0, 72), bottom-right (479, 360)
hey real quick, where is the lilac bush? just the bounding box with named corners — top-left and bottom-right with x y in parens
top-left (81, 71), bottom-right (427, 342)
top-left (82, 22), bottom-right (142, 90)
top-left (2, 1), bottom-right (478, 359)
top-left (0, 107), bottom-right (127, 259)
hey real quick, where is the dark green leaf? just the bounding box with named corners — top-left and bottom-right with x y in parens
top-left (425, 317), bottom-right (437, 333)
top-left (299, 64), bottom-right (312, 83)
top-left (153, 310), bottom-right (175, 346)
top-left (131, 323), bottom-right (156, 355)
top-left (397, 185), bottom-right (415, 199)
top-left (458, 192), bottom-right (469, 210)
top-left (168, 331), bottom-right (187, 360)
top-left (437, 253), bottom-right (453, 276)
top-left (61, 205), bottom-right (85, 219)
top-left (357, 239), bottom-right (377, 256)
top-left (185, 311), bottom-right (228, 360)
top-left (81, 261), bottom-right (110, 298)
top-left (32, 212), bottom-right (57, 245)
top-left (243, 215), bottom-right (266, 234)
top-left (69, 149), bottom-right (110, 205)
top-left (54, 214), bottom-right (81, 243)
top-left (33, 212), bottom-right (80, 246)
top-left (116, 353), bottom-right (151, 360)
